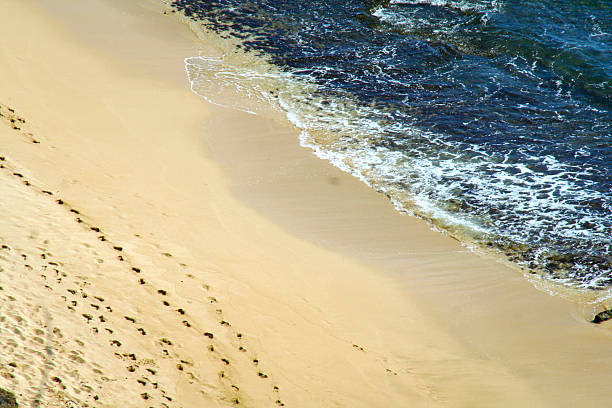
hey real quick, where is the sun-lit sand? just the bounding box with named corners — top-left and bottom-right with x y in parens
top-left (1, 1), bottom-right (612, 407)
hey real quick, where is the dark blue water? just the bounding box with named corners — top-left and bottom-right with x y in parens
top-left (172, 0), bottom-right (612, 288)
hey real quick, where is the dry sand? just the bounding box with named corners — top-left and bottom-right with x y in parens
top-left (1, 0), bottom-right (611, 407)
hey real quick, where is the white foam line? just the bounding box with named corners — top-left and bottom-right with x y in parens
top-left (182, 52), bottom-right (612, 288)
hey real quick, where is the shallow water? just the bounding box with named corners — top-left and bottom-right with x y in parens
top-left (171, 0), bottom-right (611, 288)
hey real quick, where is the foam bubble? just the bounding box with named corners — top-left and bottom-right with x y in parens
top-left (387, 0), bottom-right (503, 13)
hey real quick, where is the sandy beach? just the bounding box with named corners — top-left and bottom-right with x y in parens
top-left (1, 0), bottom-right (612, 407)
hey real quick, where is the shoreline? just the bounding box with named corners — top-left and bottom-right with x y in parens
top-left (1, 0), bottom-right (611, 407)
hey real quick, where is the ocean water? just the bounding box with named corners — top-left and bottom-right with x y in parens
top-left (170, 0), bottom-right (611, 289)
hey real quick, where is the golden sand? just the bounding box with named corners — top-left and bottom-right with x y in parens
top-left (1, 1), bottom-right (611, 407)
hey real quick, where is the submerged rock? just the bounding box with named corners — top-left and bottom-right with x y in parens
top-left (0, 388), bottom-right (18, 408)
top-left (591, 309), bottom-right (612, 324)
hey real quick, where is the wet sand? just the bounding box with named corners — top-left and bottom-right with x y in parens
top-left (1, 0), bottom-right (611, 407)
